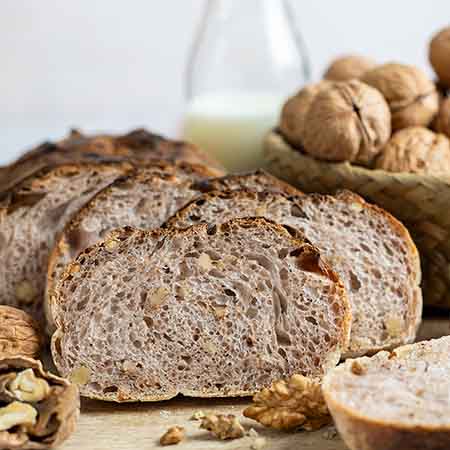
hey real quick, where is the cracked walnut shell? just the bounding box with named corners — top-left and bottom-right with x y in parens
top-left (0, 356), bottom-right (79, 449)
top-left (279, 81), bottom-right (332, 149)
top-left (375, 127), bottom-right (450, 175)
top-left (324, 55), bottom-right (376, 81)
top-left (430, 27), bottom-right (450, 88)
top-left (361, 63), bottom-right (439, 130)
top-left (301, 79), bottom-right (391, 165)
top-left (0, 306), bottom-right (42, 359)
top-left (243, 374), bottom-right (331, 431)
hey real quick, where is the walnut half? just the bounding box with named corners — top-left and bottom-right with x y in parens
top-left (244, 374), bottom-right (331, 431)
top-left (0, 357), bottom-right (79, 449)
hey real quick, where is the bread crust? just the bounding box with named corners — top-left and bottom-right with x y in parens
top-left (50, 219), bottom-right (351, 402)
top-left (323, 338), bottom-right (450, 450)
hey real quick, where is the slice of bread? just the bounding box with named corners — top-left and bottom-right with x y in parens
top-left (323, 337), bottom-right (450, 450)
top-left (50, 218), bottom-right (351, 401)
top-left (46, 169), bottom-right (299, 331)
top-left (165, 189), bottom-right (422, 357)
top-left (0, 161), bottom-right (134, 324)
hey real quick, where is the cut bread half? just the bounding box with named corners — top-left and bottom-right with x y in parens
top-left (165, 189), bottom-right (422, 357)
top-left (323, 337), bottom-right (450, 450)
top-left (46, 169), bottom-right (298, 331)
top-left (0, 161), bottom-right (135, 324)
top-left (50, 218), bottom-right (351, 401)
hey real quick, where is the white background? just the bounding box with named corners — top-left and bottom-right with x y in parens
top-left (1, 0), bottom-right (449, 164)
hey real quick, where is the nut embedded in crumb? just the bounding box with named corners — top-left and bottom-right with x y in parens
top-left (200, 414), bottom-right (245, 440)
top-left (14, 281), bottom-right (37, 304)
top-left (251, 437), bottom-right (267, 449)
top-left (190, 410), bottom-right (206, 421)
top-left (69, 366), bottom-right (91, 386)
top-left (384, 315), bottom-right (404, 338)
top-left (150, 288), bottom-right (170, 307)
top-left (159, 426), bottom-right (185, 446)
top-left (243, 374), bottom-right (330, 431)
top-left (198, 253), bottom-right (213, 271)
top-left (351, 361), bottom-right (367, 376)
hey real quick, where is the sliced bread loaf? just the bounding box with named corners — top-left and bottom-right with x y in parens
top-left (323, 336), bottom-right (450, 450)
top-left (46, 169), bottom-right (299, 330)
top-left (165, 189), bottom-right (422, 357)
top-left (0, 161), bottom-right (135, 324)
top-left (50, 218), bottom-right (351, 401)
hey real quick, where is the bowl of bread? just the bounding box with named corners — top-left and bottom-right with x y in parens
top-left (265, 27), bottom-right (450, 310)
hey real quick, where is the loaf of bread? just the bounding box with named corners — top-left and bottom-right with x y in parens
top-left (50, 218), bottom-right (351, 401)
top-left (46, 169), bottom-right (299, 331)
top-left (323, 336), bottom-right (450, 450)
top-left (165, 189), bottom-right (422, 357)
top-left (12, 128), bottom-right (223, 171)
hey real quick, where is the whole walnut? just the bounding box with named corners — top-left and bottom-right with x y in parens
top-left (430, 27), bottom-right (450, 88)
top-left (0, 306), bottom-right (42, 359)
top-left (375, 127), bottom-right (450, 175)
top-left (324, 54), bottom-right (376, 81)
top-left (301, 79), bottom-right (391, 165)
top-left (433, 96), bottom-right (450, 138)
top-left (279, 81), bottom-right (332, 148)
top-left (361, 63), bottom-right (439, 130)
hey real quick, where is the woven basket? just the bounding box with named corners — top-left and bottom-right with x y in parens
top-left (265, 130), bottom-right (450, 309)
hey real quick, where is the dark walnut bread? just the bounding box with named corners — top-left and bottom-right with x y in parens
top-left (50, 218), bottom-right (351, 401)
top-left (323, 337), bottom-right (450, 450)
top-left (13, 128), bottom-right (223, 171)
top-left (165, 189), bottom-right (422, 357)
top-left (46, 168), bottom-right (300, 330)
top-left (1, 128), bottom-right (224, 194)
top-left (0, 160), bottom-right (136, 325)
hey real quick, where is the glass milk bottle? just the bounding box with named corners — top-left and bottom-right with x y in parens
top-left (183, 0), bottom-right (311, 171)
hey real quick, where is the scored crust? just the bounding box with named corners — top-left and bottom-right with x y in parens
top-left (322, 337), bottom-right (450, 450)
top-left (164, 188), bottom-right (422, 357)
top-left (50, 218), bottom-right (351, 402)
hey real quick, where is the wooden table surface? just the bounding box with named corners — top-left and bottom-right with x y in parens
top-left (58, 318), bottom-right (449, 450)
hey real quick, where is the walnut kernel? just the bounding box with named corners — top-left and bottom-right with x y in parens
top-left (243, 374), bottom-right (330, 431)
top-left (150, 288), bottom-right (170, 307)
top-left (14, 281), bottom-right (37, 304)
top-left (159, 426), bottom-right (185, 446)
top-left (200, 414), bottom-right (245, 440)
top-left (8, 369), bottom-right (50, 402)
top-left (0, 402), bottom-right (37, 431)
